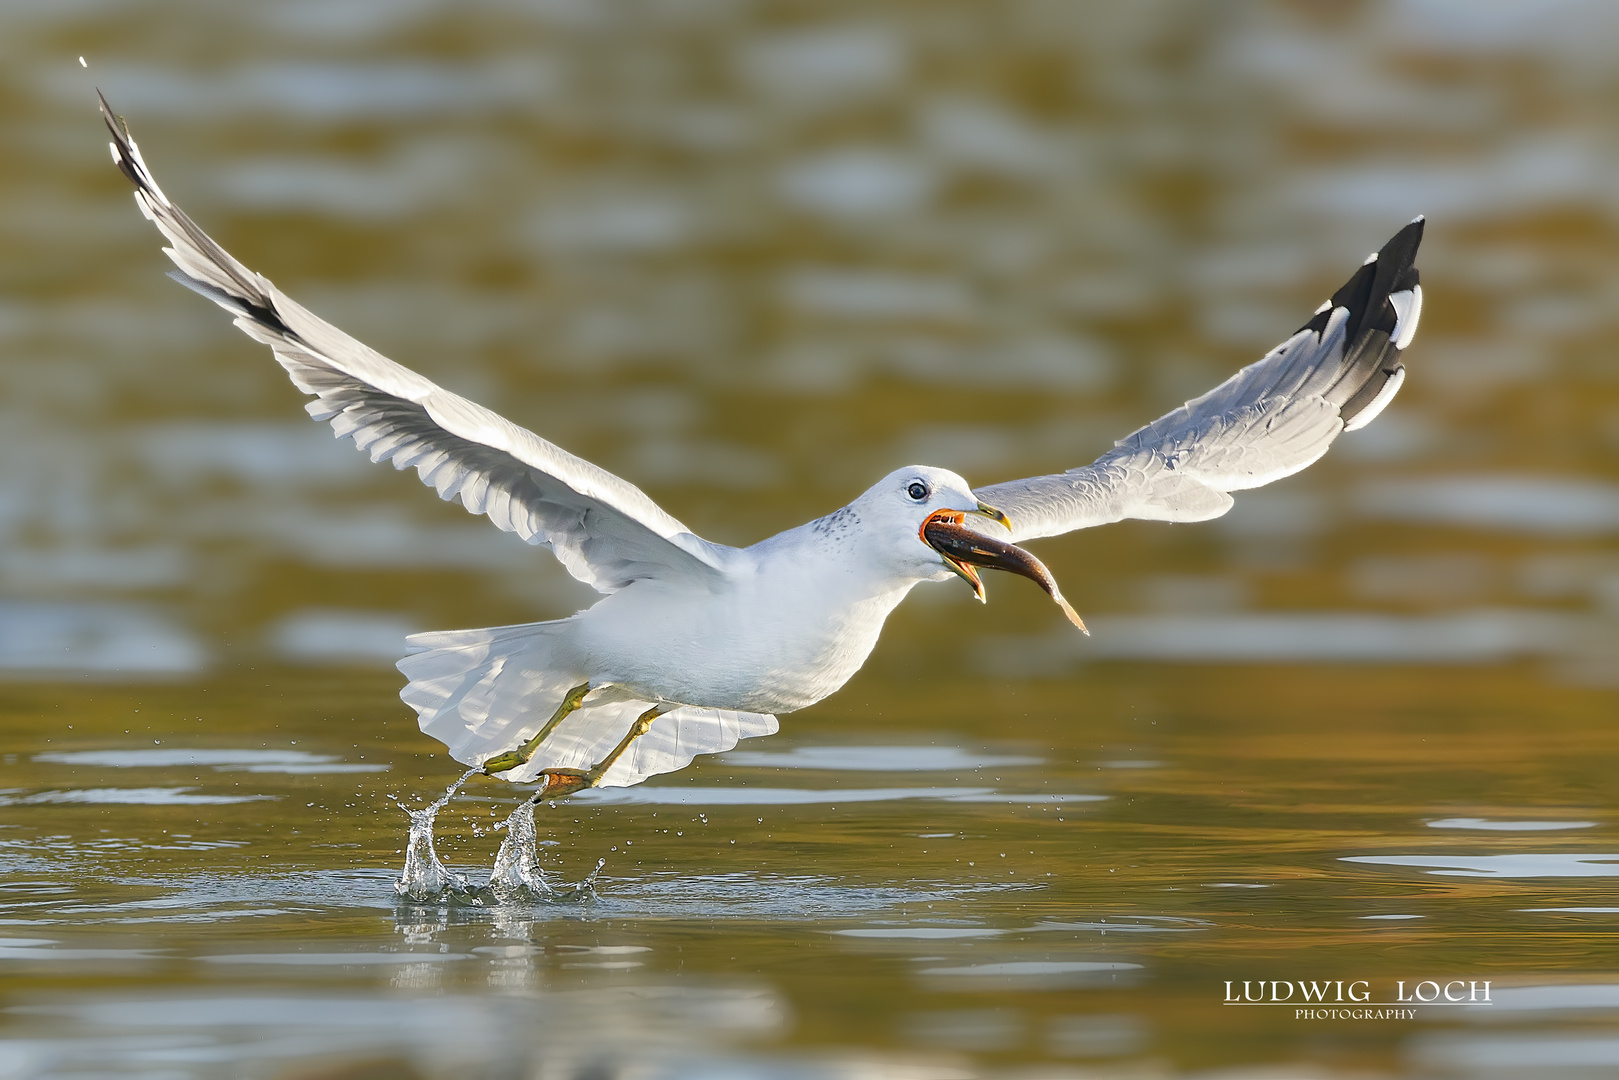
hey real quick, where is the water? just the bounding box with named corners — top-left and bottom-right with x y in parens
top-left (487, 798), bottom-right (604, 903)
top-left (389, 771), bottom-right (603, 904)
top-left (392, 767), bottom-right (478, 902)
top-left (6, 668), bottom-right (1619, 1076)
top-left (6, 0), bottom-right (1619, 1076)
top-left (486, 795), bottom-right (549, 898)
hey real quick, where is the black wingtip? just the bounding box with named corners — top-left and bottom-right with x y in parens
top-left (1322, 219), bottom-right (1426, 425)
top-left (96, 89), bottom-right (146, 190)
top-left (96, 88), bottom-right (125, 139)
top-left (1375, 217), bottom-right (1425, 279)
top-left (1299, 219), bottom-right (1425, 339)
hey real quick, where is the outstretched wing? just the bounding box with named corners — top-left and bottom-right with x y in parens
top-left (977, 219), bottom-right (1424, 542)
top-left (100, 93), bottom-right (732, 593)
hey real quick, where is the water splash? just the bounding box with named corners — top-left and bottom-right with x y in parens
top-left (488, 798), bottom-right (604, 903)
top-left (489, 798), bottom-right (551, 899)
top-left (564, 857), bottom-right (608, 903)
top-left (392, 768), bottom-right (481, 903)
top-left (393, 775), bottom-right (605, 906)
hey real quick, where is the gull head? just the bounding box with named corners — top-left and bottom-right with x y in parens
top-left (850, 466), bottom-right (1087, 632)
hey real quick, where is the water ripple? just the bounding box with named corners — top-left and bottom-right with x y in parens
top-left (1342, 853), bottom-right (1619, 877)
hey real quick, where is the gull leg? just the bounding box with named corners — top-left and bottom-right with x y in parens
top-left (530, 704), bottom-right (668, 801)
top-left (482, 682), bottom-right (592, 775)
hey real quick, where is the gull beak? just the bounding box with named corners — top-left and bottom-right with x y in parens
top-left (921, 507), bottom-right (1088, 634)
top-left (971, 501), bottom-right (1012, 531)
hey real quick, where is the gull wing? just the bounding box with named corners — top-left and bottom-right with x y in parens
top-left (976, 219), bottom-right (1424, 543)
top-left (100, 93), bottom-right (732, 594)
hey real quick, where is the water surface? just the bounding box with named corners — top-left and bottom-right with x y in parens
top-left (4, 0), bottom-right (1619, 1076)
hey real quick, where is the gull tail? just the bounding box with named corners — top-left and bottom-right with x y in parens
top-left (397, 621), bottom-right (777, 789)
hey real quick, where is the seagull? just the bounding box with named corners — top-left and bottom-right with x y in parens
top-left (99, 95), bottom-right (1423, 800)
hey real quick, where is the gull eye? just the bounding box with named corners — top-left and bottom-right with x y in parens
top-left (906, 482), bottom-right (929, 501)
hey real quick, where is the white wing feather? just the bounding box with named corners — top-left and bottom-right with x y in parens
top-left (978, 220), bottom-right (1425, 543)
top-left (100, 93), bottom-right (731, 594)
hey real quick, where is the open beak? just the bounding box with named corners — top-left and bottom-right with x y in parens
top-left (921, 505), bottom-right (1088, 634)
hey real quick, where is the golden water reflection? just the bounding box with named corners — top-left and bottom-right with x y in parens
top-left (3, 0), bottom-right (1619, 1076)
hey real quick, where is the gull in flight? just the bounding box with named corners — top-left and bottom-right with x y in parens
top-left (100, 95), bottom-right (1423, 800)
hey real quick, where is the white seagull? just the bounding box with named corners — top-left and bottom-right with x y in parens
top-left (100, 96), bottom-right (1423, 799)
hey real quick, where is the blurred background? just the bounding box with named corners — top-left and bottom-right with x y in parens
top-left (2, 0), bottom-right (1616, 680)
top-left (5, 2), bottom-right (1619, 1078)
